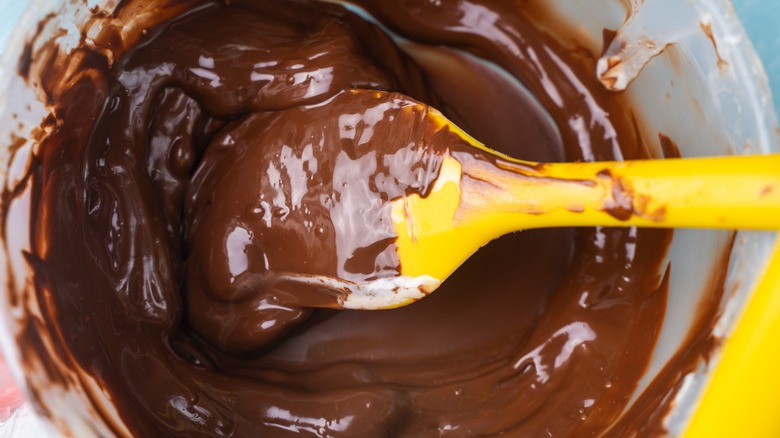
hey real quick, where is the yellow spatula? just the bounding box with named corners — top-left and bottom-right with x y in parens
top-left (338, 91), bottom-right (780, 309)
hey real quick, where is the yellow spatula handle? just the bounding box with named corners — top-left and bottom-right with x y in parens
top-left (393, 153), bottom-right (780, 281)
top-left (459, 153), bottom-right (780, 231)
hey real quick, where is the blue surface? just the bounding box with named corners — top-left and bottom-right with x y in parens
top-left (733, 0), bottom-right (780, 116)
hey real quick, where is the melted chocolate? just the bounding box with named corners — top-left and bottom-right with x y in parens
top-left (8, 0), bottom-right (729, 436)
top-left (185, 90), bottom-right (461, 353)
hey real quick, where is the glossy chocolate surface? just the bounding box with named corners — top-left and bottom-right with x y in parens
top-left (10, 0), bottom-right (729, 436)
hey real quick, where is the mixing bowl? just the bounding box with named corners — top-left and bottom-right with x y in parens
top-left (0, 0), bottom-right (777, 436)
